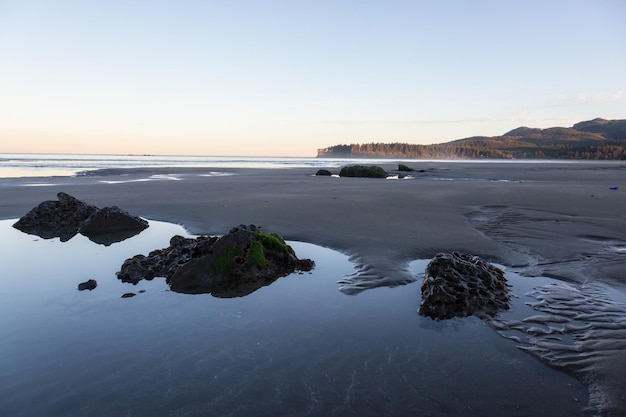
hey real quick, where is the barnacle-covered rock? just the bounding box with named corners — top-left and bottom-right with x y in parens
top-left (117, 235), bottom-right (217, 284)
top-left (419, 252), bottom-right (510, 320)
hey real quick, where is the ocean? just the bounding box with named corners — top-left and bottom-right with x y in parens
top-left (0, 152), bottom-right (578, 179)
top-left (0, 153), bottom-right (403, 178)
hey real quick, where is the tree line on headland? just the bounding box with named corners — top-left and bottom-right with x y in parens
top-left (316, 118), bottom-right (626, 160)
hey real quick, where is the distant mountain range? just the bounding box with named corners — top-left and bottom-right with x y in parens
top-left (316, 118), bottom-right (626, 159)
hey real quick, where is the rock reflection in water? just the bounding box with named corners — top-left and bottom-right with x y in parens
top-left (414, 256), bottom-right (626, 417)
top-left (0, 220), bottom-right (588, 417)
top-left (117, 225), bottom-right (314, 297)
top-left (12, 192), bottom-right (149, 245)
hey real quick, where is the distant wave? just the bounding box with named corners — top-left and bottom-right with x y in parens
top-left (0, 153), bottom-right (598, 179)
top-left (0, 153), bottom-right (421, 178)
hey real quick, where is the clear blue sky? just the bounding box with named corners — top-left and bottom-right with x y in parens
top-left (1, 0), bottom-right (625, 156)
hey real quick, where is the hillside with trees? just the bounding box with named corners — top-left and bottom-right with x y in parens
top-left (316, 118), bottom-right (626, 160)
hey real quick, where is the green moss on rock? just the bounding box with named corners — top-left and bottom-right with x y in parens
top-left (252, 230), bottom-right (293, 252)
top-left (215, 247), bottom-right (243, 274)
top-left (249, 240), bottom-right (271, 268)
top-left (163, 224), bottom-right (314, 296)
top-left (339, 165), bottom-right (388, 178)
top-left (250, 230), bottom-right (295, 268)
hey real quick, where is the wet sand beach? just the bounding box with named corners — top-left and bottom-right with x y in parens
top-left (2, 160), bottom-right (626, 415)
top-left (2, 161), bottom-right (625, 288)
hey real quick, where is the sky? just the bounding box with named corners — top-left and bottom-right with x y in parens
top-left (1, 0), bottom-right (625, 157)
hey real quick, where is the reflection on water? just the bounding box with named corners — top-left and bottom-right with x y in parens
top-left (0, 220), bottom-right (588, 417)
top-left (413, 258), bottom-right (626, 417)
top-left (489, 276), bottom-right (626, 415)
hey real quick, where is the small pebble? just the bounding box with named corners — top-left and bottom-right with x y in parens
top-left (77, 279), bottom-right (97, 291)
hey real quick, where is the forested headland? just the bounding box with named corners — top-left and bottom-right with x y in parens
top-left (316, 118), bottom-right (626, 160)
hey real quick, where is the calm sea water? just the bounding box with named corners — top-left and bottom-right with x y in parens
top-left (0, 219), bottom-right (590, 416)
top-left (0, 153), bottom-right (575, 178)
top-left (0, 153), bottom-right (399, 178)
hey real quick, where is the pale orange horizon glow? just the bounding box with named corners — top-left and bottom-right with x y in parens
top-left (1, 2), bottom-right (624, 157)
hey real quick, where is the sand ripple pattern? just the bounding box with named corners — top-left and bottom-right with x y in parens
top-left (491, 280), bottom-right (626, 416)
top-left (468, 205), bottom-right (626, 416)
top-left (336, 253), bottom-right (417, 295)
top-left (468, 205), bottom-right (625, 283)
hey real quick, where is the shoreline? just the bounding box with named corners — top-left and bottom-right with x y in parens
top-left (2, 161), bottom-right (625, 290)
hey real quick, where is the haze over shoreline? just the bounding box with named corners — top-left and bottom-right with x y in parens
top-left (318, 117), bottom-right (626, 159)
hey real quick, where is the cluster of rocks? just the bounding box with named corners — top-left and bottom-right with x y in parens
top-left (315, 164), bottom-right (429, 178)
top-left (14, 194), bottom-right (314, 298)
top-left (16, 195), bottom-right (511, 314)
top-left (419, 252), bottom-right (511, 320)
top-left (117, 224), bottom-right (315, 297)
top-left (13, 192), bottom-right (148, 245)
top-left (117, 234), bottom-right (217, 284)
top-left (315, 165), bottom-right (388, 178)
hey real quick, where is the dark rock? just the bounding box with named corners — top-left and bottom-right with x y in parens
top-left (13, 192), bottom-right (98, 241)
top-left (315, 169), bottom-right (333, 176)
top-left (79, 206), bottom-right (149, 246)
top-left (339, 165), bottom-right (388, 178)
top-left (117, 235), bottom-right (218, 284)
top-left (398, 164), bottom-right (415, 172)
top-left (77, 279), bottom-right (97, 291)
top-left (169, 225), bottom-right (314, 296)
top-left (117, 225), bottom-right (314, 297)
top-left (121, 292), bottom-right (136, 298)
top-left (419, 252), bottom-right (510, 320)
top-left (12, 193), bottom-right (149, 245)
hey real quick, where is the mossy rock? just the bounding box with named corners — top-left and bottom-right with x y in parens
top-left (339, 165), bottom-right (388, 178)
top-left (398, 164), bottom-right (415, 172)
top-left (249, 230), bottom-right (295, 268)
top-left (166, 225), bottom-right (313, 296)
